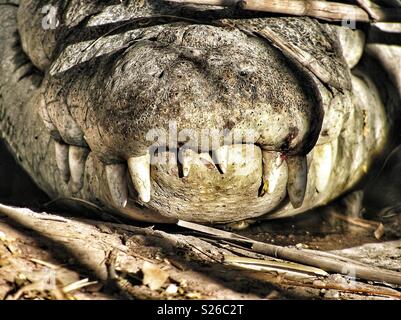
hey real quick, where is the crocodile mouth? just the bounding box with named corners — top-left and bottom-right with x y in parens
top-left (40, 22), bottom-right (331, 224)
top-left (33, 22), bottom-right (392, 224)
top-left (42, 50), bottom-right (388, 225)
top-left (44, 51), bottom-right (388, 225)
top-left (111, 143), bottom-right (322, 223)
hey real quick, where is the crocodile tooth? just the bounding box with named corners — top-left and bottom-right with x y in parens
top-left (262, 151), bottom-right (286, 194)
top-left (54, 141), bottom-right (70, 183)
top-left (335, 26), bottom-right (365, 69)
top-left (105, 164), bottom-right (128, 208)
top-left (181, 149), bottom-right (195, 177)
top-left (214, 145), bottom-right (229, 173)
top-left (314, 143), bottom-right (333, 193)
top-left (68, 146), bottom-right (89, 193)
top-left (286, 156), bottom-right (308, 209)
top-left (128, 153), bottom-right (151, 203)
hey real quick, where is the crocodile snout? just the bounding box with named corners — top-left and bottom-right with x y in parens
top-left (0, 0), bottom-right (394, 225)
top-left (80, 25), bottom-right (323, 160)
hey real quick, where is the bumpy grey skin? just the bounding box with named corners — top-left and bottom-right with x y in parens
top-left (0, 0), bottom-right (400, 224)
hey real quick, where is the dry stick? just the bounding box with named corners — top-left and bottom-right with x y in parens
top-left (167, 0), bottom-right (401, 22)
top-left (355, 0), bottom-right (401, 21)
top-left (177, 220), bottom-right (401, 286)
top-left (329, 211), bottom-right (378, 229)
top-left (355, 0), bottom-right (381, 20)
top-left (251, 242), bottom-right (401, 286)
top-left (270, 277), bottom-right (401, 299)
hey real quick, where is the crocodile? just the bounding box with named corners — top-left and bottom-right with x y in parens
top-left (0, 0), bottom-right (400, 225)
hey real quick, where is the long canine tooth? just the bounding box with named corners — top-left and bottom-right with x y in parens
top-left (128, 153), bottom-right (151, 203)
top-left (334, 26), bottom-right (365, 69)
top-left (106, 164), bottom-right (128, 208)
top-left (314, 143), bottom-right (333, 193)
top-left (262, 151), bottom-right (285, 194)
top-left (286, 156), bottom-right (308, 209)
top-left (54, 141), bottom-right (70, 183)
top-left (181, 149), bottom-right (195, 177)
top-left (214, 145), bottom-right (229, 173)
top-left (68, 146), bottom-right (89, 193)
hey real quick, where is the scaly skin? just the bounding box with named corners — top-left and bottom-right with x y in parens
top-left (1, 0), bottom-right (400, 224)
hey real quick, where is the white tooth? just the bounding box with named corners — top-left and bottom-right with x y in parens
top-left (286, 156), bottom-right (308, 209)
top-left (314, 143), bottom-right (333, 193)
top-left (214, 145), bottom-right (229, 173)
top-left (262, 151), bottom-right (286, 194)
top-left (128, 153), bottom-right (151, 203)
top-left (106, 164), bottom-right (128, 208)
top-left (181, 149), bottom-right (195, 177)
top-left (334, 26), bottom-right (365, 69)
top-left (55, 141), bottom-right (70, 183)
top-left (68, 146), bottom-right (89, 193)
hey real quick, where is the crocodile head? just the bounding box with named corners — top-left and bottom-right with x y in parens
top-left (1, 0), bottom-right (400, 225)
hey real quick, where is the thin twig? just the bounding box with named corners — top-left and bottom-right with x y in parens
top-left (328, 211), bottom-right (385, 239)
top-left (262, 275), bottom-right (401, 299)
top-left (29, 258), bottom-right (61, 270)
top-left (62, 278), bottom-right (98, 293)
top-left (224, 255), bottom-right (328, 276)
top-left (330, 211), bottom-right (379, 229)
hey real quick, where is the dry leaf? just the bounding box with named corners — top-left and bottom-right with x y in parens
top-left (374, 223), bottom-right (385, 240)
top-left (142, 262), bottom-right (169, 291)
top-left (186, 292), bottom-right (202, 299)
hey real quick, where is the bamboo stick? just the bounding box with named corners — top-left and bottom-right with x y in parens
top-left (178, 220), bottom-right (401, 286)
top-left (167, 0), bottom-right (401, 22)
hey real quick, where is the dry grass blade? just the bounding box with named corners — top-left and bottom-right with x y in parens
top-left (177, 220), bottom-right (253, 243)
top-left (29, 258), bottom-right (60, 269)
top-left (328, 211), bottom-right (385, 239)
top-left (224, 255), bottom-right (328, 277)
top-left (62, 278), bottom-right (98, 293)
top-left (167, 0), bottom-right (401, 22)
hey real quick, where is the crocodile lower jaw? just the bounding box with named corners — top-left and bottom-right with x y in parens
top-left (52, 72), bottom-right (388, 225)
